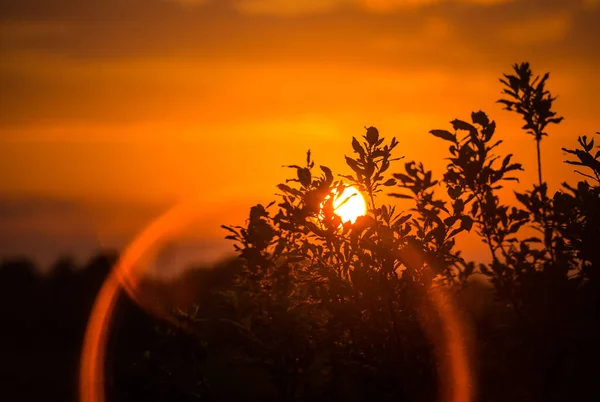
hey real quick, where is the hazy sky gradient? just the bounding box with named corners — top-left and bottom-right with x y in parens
top-left (1, 0), bottom-right (599, 270)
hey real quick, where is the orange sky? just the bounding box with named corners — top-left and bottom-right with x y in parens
top-left (1, 0), bottom-right (599, 271)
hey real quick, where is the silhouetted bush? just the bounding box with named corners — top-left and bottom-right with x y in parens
top-left (132, 62), bottom-right (599, 402)
top-left (1, 62), bottom-right (598, 402)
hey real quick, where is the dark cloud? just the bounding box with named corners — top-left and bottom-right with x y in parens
top-left (0, 195), bottom-right (233, 273)
top-left (0, 196), bottom-right (78, 219)
top-left (0, 196), bottom-right (151, 265)
top-left (0, 196), bottom-right (101, 268)
top-left (0, 196), bottom-right (160, 220)
top-left (4, 0), bottom-right (593, 128)
top-left (0, 196), bottom-right (168, 240)
top-left (0, 0), bottom-right (208, 21)
top-left (0, 0), bottom-right (596, 64)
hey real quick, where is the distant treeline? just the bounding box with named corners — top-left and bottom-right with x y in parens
top-left (1, 246), bottom-right (597, 402)
top-left (0, 253), bottom-right (247, 402)
top-left (0, 254), bottom-right (116, 402)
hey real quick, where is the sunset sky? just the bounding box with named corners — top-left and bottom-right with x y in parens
top-left (1, 0), bottom-right (599, 272)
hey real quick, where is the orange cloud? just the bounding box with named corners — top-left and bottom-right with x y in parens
top-left (0, 21), bottom-right (70, 40)
top-left (360, 0), bottom-right (440, 12)
top-left (233, 0), bottom-right (516, 15)
top-left (233, 0), bottom-right (354, 16)
top-left (361, 0), bottom-right (516, 12)
top-left (161, 0), bottom-right (209, 5)
top-left (501, 12), bottom-right (572, 44)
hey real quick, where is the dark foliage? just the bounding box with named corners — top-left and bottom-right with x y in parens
top-left (139, 63), bottom-right (599, 402)
top-left (0, 63), bottom-right (598, 402)
top-left (498, 62), bottom-right (564, 186)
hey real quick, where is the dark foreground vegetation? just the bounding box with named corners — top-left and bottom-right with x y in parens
top-left (1, 63), bottom-right (599, 402)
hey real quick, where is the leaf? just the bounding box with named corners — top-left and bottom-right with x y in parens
top-left (453, 198), bottom-right (465, 214)
top-left (221, 225), bottom-right (240, 235)
top-left (352, 137), bottom-right (365, 158)
top-left (250, 204), bottom-right (266, 222)
top-left (451, 119), bottom-right (476, 133)
top-left (339, 174), bottom-right (357, 183)
top-left (471, 110), bottom-right (489, 127)
top-left (515, 192), bottom-right (530, 207)
top-left (345, 156), bottom-right (362, 175)
top-left (277, 183), bottom-right (302, 197)
top-left (380, 159), bottom-right (390, 174)
top-left (383, 178), bottom-right (396, 186)
top-left (482, 120), bottom-right (496, 140)
top-left (297, 168), bottom-right (312, 187)
top-left (320, 165), bottom-right (333, 184)
top-left (448, 227), bottom-right (463, 238)
top-left (444, 216), bottom-right (459, 227)
top-left (365, 126), bottom-right (379, 145)
top-left (396, 214), bottom-right (412, 226)
top-left (448, 186), bottom-right (462, 200)
top-left (430, 129), bottom-right (456, 142)
top-left (389, 193), bottom-right (413, 199)
top-left (460, 216), bottom-right (474, 231)
top-left (501, 154), bottom-right (513, 169)
top-left (393, 173), bottom-right (413, 183)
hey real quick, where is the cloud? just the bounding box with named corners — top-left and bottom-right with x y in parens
top-left (501, 11), bottom-right (572, 44)
top-left (233, 0), bottom-right (517, 16)
top-left (0, 194), bottom-right (238, 272)
top-left (161, 0), bottom-right (209, 6)
top-left (359, 0), bottom-right (517, 13)
top-left (1, 0), bottom-right (597, 132)
top-left (359, 0), bottom-right (440, 13)
top-left (0, 197), bottom-right (78, 220)
top-left (233, 0), bottom-right (355, 16)
top-left (0, 21), bottom-right (70, 40)
top-left (462, 0), bottom-right (515, 4)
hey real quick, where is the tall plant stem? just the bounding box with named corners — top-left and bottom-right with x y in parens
top-left (536, 138), bottom-right (543, 186)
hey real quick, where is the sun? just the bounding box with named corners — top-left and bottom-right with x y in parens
top-left (322, 186), bottom-right (367, 224)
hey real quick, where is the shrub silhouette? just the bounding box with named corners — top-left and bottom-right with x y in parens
top-left (2, 62), bottom-right (598, 402)
top-left (498, 62), bottom-right (564, 186)
top-left (138, 62), bottom-right (599, 402)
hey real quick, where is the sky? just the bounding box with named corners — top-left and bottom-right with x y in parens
top-left (1, 0), bottom-right (599, 272)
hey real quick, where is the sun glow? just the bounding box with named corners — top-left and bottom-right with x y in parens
top-left (323, 186), bottom-right (367, 224)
